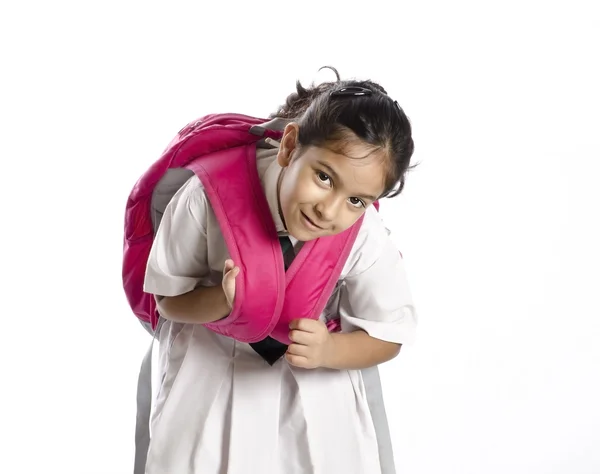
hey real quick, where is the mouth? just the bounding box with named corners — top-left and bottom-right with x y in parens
top-left (300, 212), bottom-right (323, 231)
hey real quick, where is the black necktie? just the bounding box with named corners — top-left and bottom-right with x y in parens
top-left (279, 235), bottom-right (295, 270)
top-left (249, 236), bottom-right (293, 365)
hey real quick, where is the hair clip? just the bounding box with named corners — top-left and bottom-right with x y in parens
top-left (330, 86), bottom-right (373, 97)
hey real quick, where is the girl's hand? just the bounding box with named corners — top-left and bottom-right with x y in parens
top-left (286, 319), bottom-right (335, 369)
top-left (222, 259), bottom-right (239, 310)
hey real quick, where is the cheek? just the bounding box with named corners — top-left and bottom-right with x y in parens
top-left (279, 168), bottom-right (301, 211)
top-left (334, 212), bottom-right (364, 233)
top-left (281, 167), bottom-right (314, 205)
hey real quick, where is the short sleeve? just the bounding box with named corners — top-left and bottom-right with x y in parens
top-left (338, 212), bottom-right (418, 345)
top-left (143, 176), bottom-right (211, 297)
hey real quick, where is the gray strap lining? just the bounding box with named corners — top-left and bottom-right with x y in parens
top-left (362, 365), bottom-right (397, 474)
top-left (133, 320), bottom-right (156, 474)
top-left (134, 341), bottom-right (153, 474)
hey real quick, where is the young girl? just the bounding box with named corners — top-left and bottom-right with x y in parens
top-left (142, 69), bottom-right (417, 474)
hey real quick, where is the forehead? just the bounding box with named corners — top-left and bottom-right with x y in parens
top-left (300, 143), bottom-right (387, 197)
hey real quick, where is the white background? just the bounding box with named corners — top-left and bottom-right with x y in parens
top-left (1, 1), bottom-right (599, 473)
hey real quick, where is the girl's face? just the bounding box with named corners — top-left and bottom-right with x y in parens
top-left (277, 123), bottom-right (387, 241)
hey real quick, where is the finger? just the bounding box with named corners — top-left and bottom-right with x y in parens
top-left (224, 266), bottom-right (240, 279)
top-left (289, 318), bottom-right (321, 333)
top-left (223, 259), bottom-right (235, 273)
top-left (288, 329), bottom-right (313, 346)
top-left (285, 352), bottom-right (310, 369)
top-left (286, 343), bottom-right (310, 357)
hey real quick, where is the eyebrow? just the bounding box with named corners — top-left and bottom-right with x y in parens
top-left (316, 160), bottom-right (379, 202)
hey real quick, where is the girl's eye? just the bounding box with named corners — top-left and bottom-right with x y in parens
top-left (317, 171), bottom-right (331, 184)
top-left (348, 197), bottom-right (365, 208)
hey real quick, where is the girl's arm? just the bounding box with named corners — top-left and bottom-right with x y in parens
top-left (285, 208), bottom-right (417, 370)
top-left (286, 319), bottom-right (401, 370)
top-left (157, 285), bottom-right (229, 324)
top-left (144, 178), bottom-right (212, 307)
top-left (326, 330), bottom-right (401, 370)
top-left (158, 259), bottom-right (239, 324)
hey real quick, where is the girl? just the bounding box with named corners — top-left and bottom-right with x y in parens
top-left (142, 69), bottom-right (417, 474)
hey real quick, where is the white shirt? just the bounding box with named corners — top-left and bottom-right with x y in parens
top-left (143, 136), bottom-right (417, 345)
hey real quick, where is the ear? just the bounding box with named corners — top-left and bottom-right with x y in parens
top-left (277, 122), bottom-right (300, 167)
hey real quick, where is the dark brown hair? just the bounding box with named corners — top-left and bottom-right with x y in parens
top-left (271, 67), bottom-right (415, 197)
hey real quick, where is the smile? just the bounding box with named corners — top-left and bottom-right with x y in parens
top-left (301, 212), bottom-right (323, 231)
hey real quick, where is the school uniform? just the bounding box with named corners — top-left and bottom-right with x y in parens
top-left (142, 119), bottom-right (417, 474)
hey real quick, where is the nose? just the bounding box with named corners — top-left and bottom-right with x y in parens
top-left (314, 197), bottom-right (342, 222)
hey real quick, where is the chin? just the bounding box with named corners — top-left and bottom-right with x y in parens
top-left (288, 226), bottom-right (321, 242)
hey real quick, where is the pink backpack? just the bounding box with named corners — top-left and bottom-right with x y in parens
top-left (122, 113), bottom-right (366, 344)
